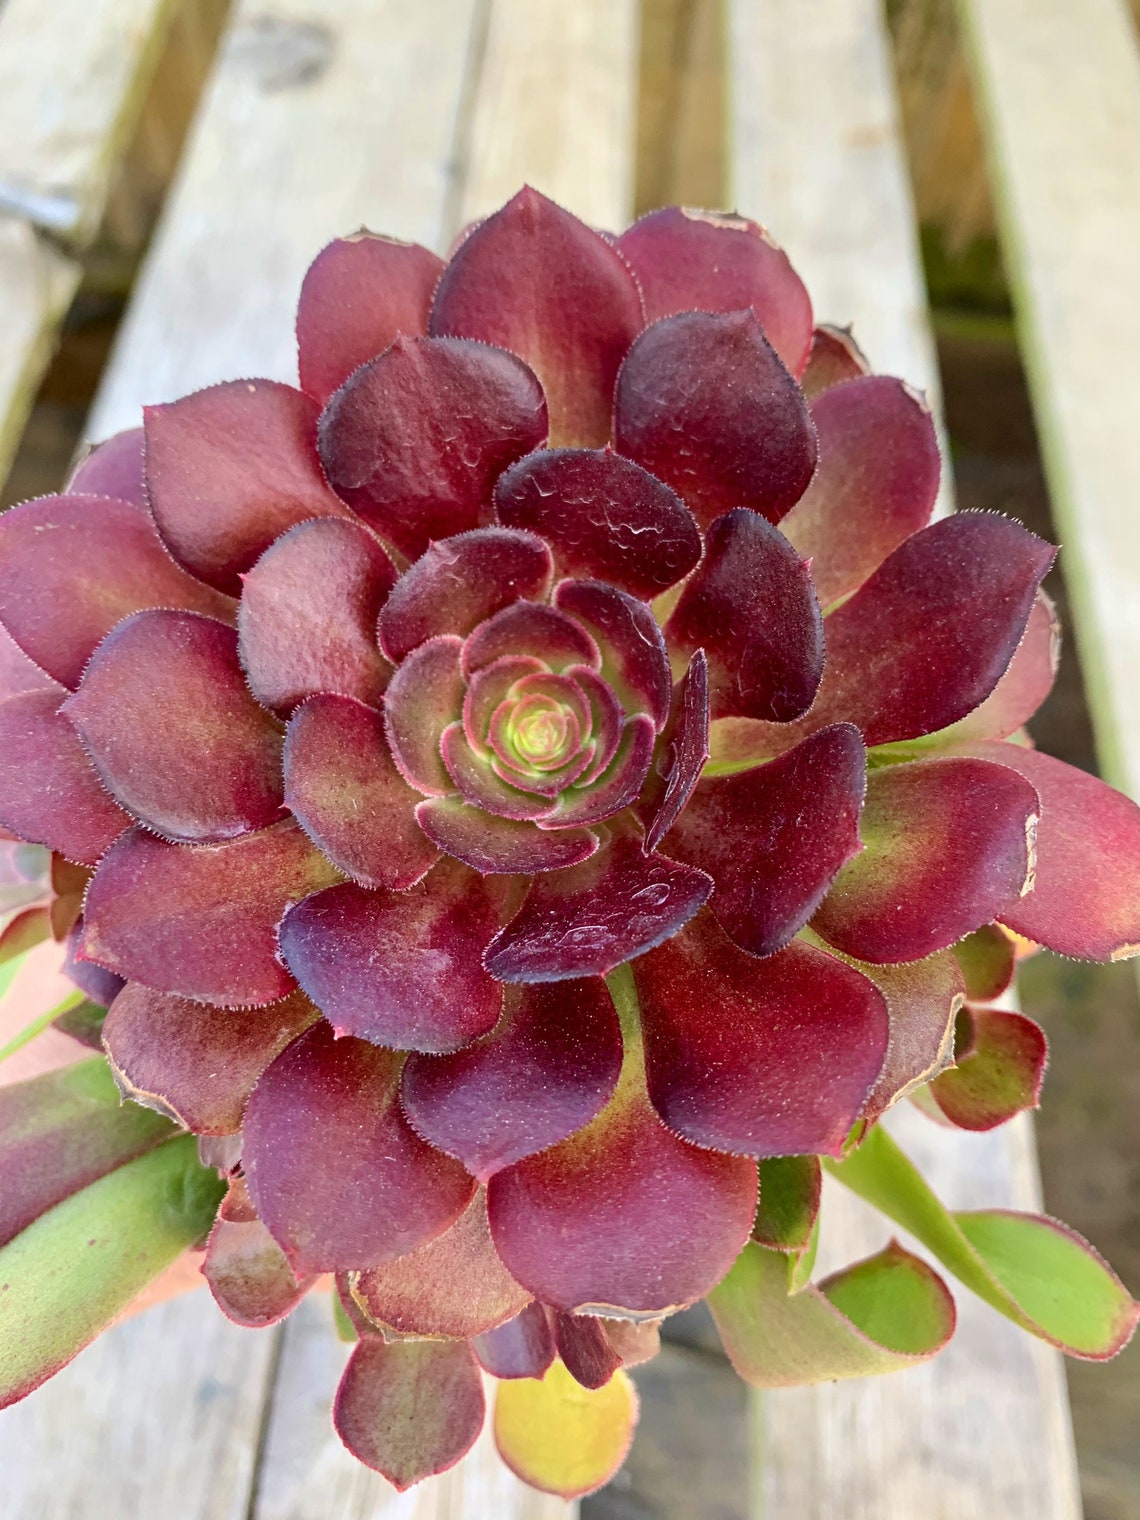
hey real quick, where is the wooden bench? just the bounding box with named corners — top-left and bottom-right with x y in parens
top-left (3, 0), bottom-right (1140, 1513)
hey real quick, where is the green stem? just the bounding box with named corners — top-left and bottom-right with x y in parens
top-left (0, 989), bottom-right (85, 1068)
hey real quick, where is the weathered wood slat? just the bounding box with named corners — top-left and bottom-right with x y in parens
top-left (728, 4), bottom-right (1082, 1517)
top-left (954, 0), bottom-right (1140, 805)
top-left (0, 0), bottom-right (188, 246)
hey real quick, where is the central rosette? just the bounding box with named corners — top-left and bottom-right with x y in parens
top-left (375, 526), bottom-right (669, 874)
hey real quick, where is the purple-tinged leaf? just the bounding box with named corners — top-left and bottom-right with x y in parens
top-left (474, 1301), bottom-right (556, 1380)
top-left (64, 611), bottom-right (284, 843)
top-left (383, 634), bottom-right (465, 795)
top-left (617, 207), bottom-right (813, 373)
top-left (927, 1005), bottom-right (1047, 1131)
top-left (440, 724), bottom-right (559, 819)
top-left (553, 1312), bottom-right (621, 1389)
top-left (665, 509), bottom-right (824, 722)
top-left (494, 448), bottom-right (701, 597)
top-left (144, 379), bottom-right (351, 594)
top-left (279, 867), bottom-right (502, 1053)
top-left (924, 591), bottom-right (1059, 746)
top-left (319, 335), bottom-right (547, 561)
top-left (417, 797), bottom-right (599, 875)
top-left (66, 427), bottom-right (146, 506)
top-left (463, 602), bottom-right (600, 677)
top-left (0, 493), bottom-right (234, 689)
top-left (80, 821), bottom-right (341, 1006)
top-left (0, 623), bottom-right (58, 704)
top-left (401, 977), bottom-right (622, 1180)
top-left (297, 233), bottom-right (444, 403)
top-left (799, 324), bottom-right (869, 399)
top-left (554, 580), bottom-right (672, 730)
top-left (812, 756), bottom-right (1039, 964)
top-left (614, 310), bottom-right (817, 530)
top-left (485, 832), bottom-right (712, 982)
top-left (285, 695), bottom-right (438, 889)
top-left (537, 716), bottom-right (655, 828)
top-left (431, 186), bottom-right (643, 447)
top-left (203, 1176), bottom-right (315, 1327)
top-left (642, 651), bottom-right (709, 855)
top-left (244, 1021), bottom-right (475, 1274)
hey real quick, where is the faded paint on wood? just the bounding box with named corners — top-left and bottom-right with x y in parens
top-left (729, 4), bottom-right (1081, 1517)
top-left (955, 0), bottom-right (1140, 806)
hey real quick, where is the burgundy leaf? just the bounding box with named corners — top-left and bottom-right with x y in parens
top-left (333, 1339), bottom-right (484, 1490)
top-left (66, 427), bottom-right (146, 506)
top-left (484, 832), bottom-right (713, 982)
top-left (667, 724), bottom-right (865, 957)
top-left (812, 756), bottom-right (1040, 963)
top-left (401, 978), bottom-right (623, 1179)
top-left (780, 376), bottom-right (941, 608)
top-left (238, 518), bottom-right (396, 712)
top-left (244, 1021), bottom-right (475, 1274)
top-left (64, 611), bottom-right (284, 842)
top-left (553, 1312), bottom-right (622, 1389)
top-left (80, 821), bottom-right (341, 1006)
top-left (642, 650), bottom-right (710, 855)
top-left (0, 691), bottom-right (129, 864)
top-left (318, 335), bottom-right (547, 562)
top-left (474, 1302), bottom-right (556, 1380)
top-left (494, 448), bottom-right (701, 598)
top-left (279, 865), bottom-right (502, 1053)
top-left (934, 590), bottom-right (1059, 744)
top-left (799, 324), bottom-right (869, 399)
top-left (204, 1178), bottom-right (315, 1327)
top-left (102, 984), bottom-right (319, 1134)
top-left (554, 580), bottom-right (672, 730)
top-left (383, 634), bottom-right (465, 795)
top-left (285, 695), bottom-right (438, 889)
top-left (431, 186), bottom-right (643, 447)
top-left (617, 206), bottom-right (813, 373)
top-left (928, 1005), bottom-right (1048, 1130)
top-left (635, 914), bottom-right (888, 1156)
top-left (665, 509), bottom-right (824, 722)
top-left (296, 232), bottom-right (444, 402)
top-left (144, 379), bottom-right (350, 594)
top-left (379, 528), bottom-right (553, 663)
top-left (416, 797), bottom-right (599, 874)
top-left (0, 493), bottom-right (234, 690)
top-left (463, 602), bottom-right (600, 677)
top-left (614, 310), bottom-right (817, 530)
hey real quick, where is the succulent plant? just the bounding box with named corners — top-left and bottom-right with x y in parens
top-left (0, 189), bottom-right (1136, 1498)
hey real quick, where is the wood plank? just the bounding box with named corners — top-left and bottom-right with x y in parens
top-left (0, 1294), bottom-right (278, 1520)
top-left (0, 0), bottom-right (188, 246)
top-left (728, 5), bottom-right (1081, 1517)
top-left (953, 0), bottom-right (1140, 803)
top-left (0, 216), bottom-right (80, 489)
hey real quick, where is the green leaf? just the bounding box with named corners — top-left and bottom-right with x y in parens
top-left (707, 1237), bottom-right (955, 1386)
top-left (827, 1123), bottom-right (1139, 1359)
top-left (50, 998), bottom-right (108, 1050)
top-left (0, 1134), bottom-right (224, 1408)
top-left (0, 988), bottom-right (84, 1068)
top-left (753, 1155), bottom-right (821, 1293)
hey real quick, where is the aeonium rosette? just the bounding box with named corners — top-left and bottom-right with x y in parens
top-left (0, 189), bottom-right (1137, 1499)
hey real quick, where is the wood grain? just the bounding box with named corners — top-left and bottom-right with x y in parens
top-left (955, 0), bottom-right (1140, 804)
top-left (729, 4), bottom-right (1081, 1516)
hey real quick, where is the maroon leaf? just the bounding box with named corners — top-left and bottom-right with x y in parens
top-left (553, 1312), bottom-right (622, 1389)
top-left (238, 518), bottom-right (396, 712)
top-left (244, 1021), bottom-right (475, 1273)
top-left (416, 797), bottom-right (599, 874)
top-left (554, 580), bottom-right (672, 730)
top-left (318, 335), bottom-right (547, 561)
top-left (80, 821), bottom-right (341, 1006)
top-left (634, 914), bottom-right (888, 1156)
top-left (0, 691), bottom-right (129, 864)
top-left (0, 623), bottom-right (58, 704)
top-left (333, 1339), bottom-right (484, 1490)
top-left (812, 513), bottom-right (1056, 747)
top-left (957, 742), bottom-right (1140, 962)
top-left (614, 310), bottom-right (817, 530)
top-left (279, 866), bottom-right (502, 1053)
top-left (144, 379), bottom-right (350, 594)
top-left (203, 1177), bottom-right (315, 1327)
top-left (666, 724), bottom-right (865, 957)
top-left (812, 756), bottom-right (1040, 963)
top-left (0, 493), bottom-right (234, 689)
top-left (484, 832), bottom-right (712, 982)
top-left (617, 207), bottom-right (813, 374)
top-left (463, 601), bottom-right (600, 677)
top-left (348, 1190), bottom-right (531, 1338)
top-left (64, 611), bottom-right (284, 843)
top-left (780, 376), bottom-right (941, 608)
top-left (952, 924), bottom-right (1017, 1003)
top-left (102, 984), bottom-right (319, 1134)
top-left (934, 590), bottom-right (1060, 744)
top-left (487, 1029), bottom-right (757, 1314)
top-left (927, 1005), bottom-right (1048, 1130)
top-left (401, 978), bottom-right (623, 1179)
top-left (383, 634), bottom-right (465, 795)
top-left (296, 232), bottom-right (444, 402)
top-left (379, 528), bottom-right (553, 663)
top-left (799, 324), bottom-right (869, 399)
top-left (665, 509), bottom-right (824, 722)
top-left (642, 651), bottom-right (709, 855)
top-left (494, 448), bottom-right (701, 598)
top-left (285, 695), bottom-right (438, 889)
top-left (474, 1302), bottom-right (556, 1380)
top-left (431, 186), bottom-right (643, 447)
top-left (66, 427), bottom-right (146, 506)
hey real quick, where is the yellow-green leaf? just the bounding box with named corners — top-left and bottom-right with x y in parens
top-left (494, 1357), bottom-right (638, 1498)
